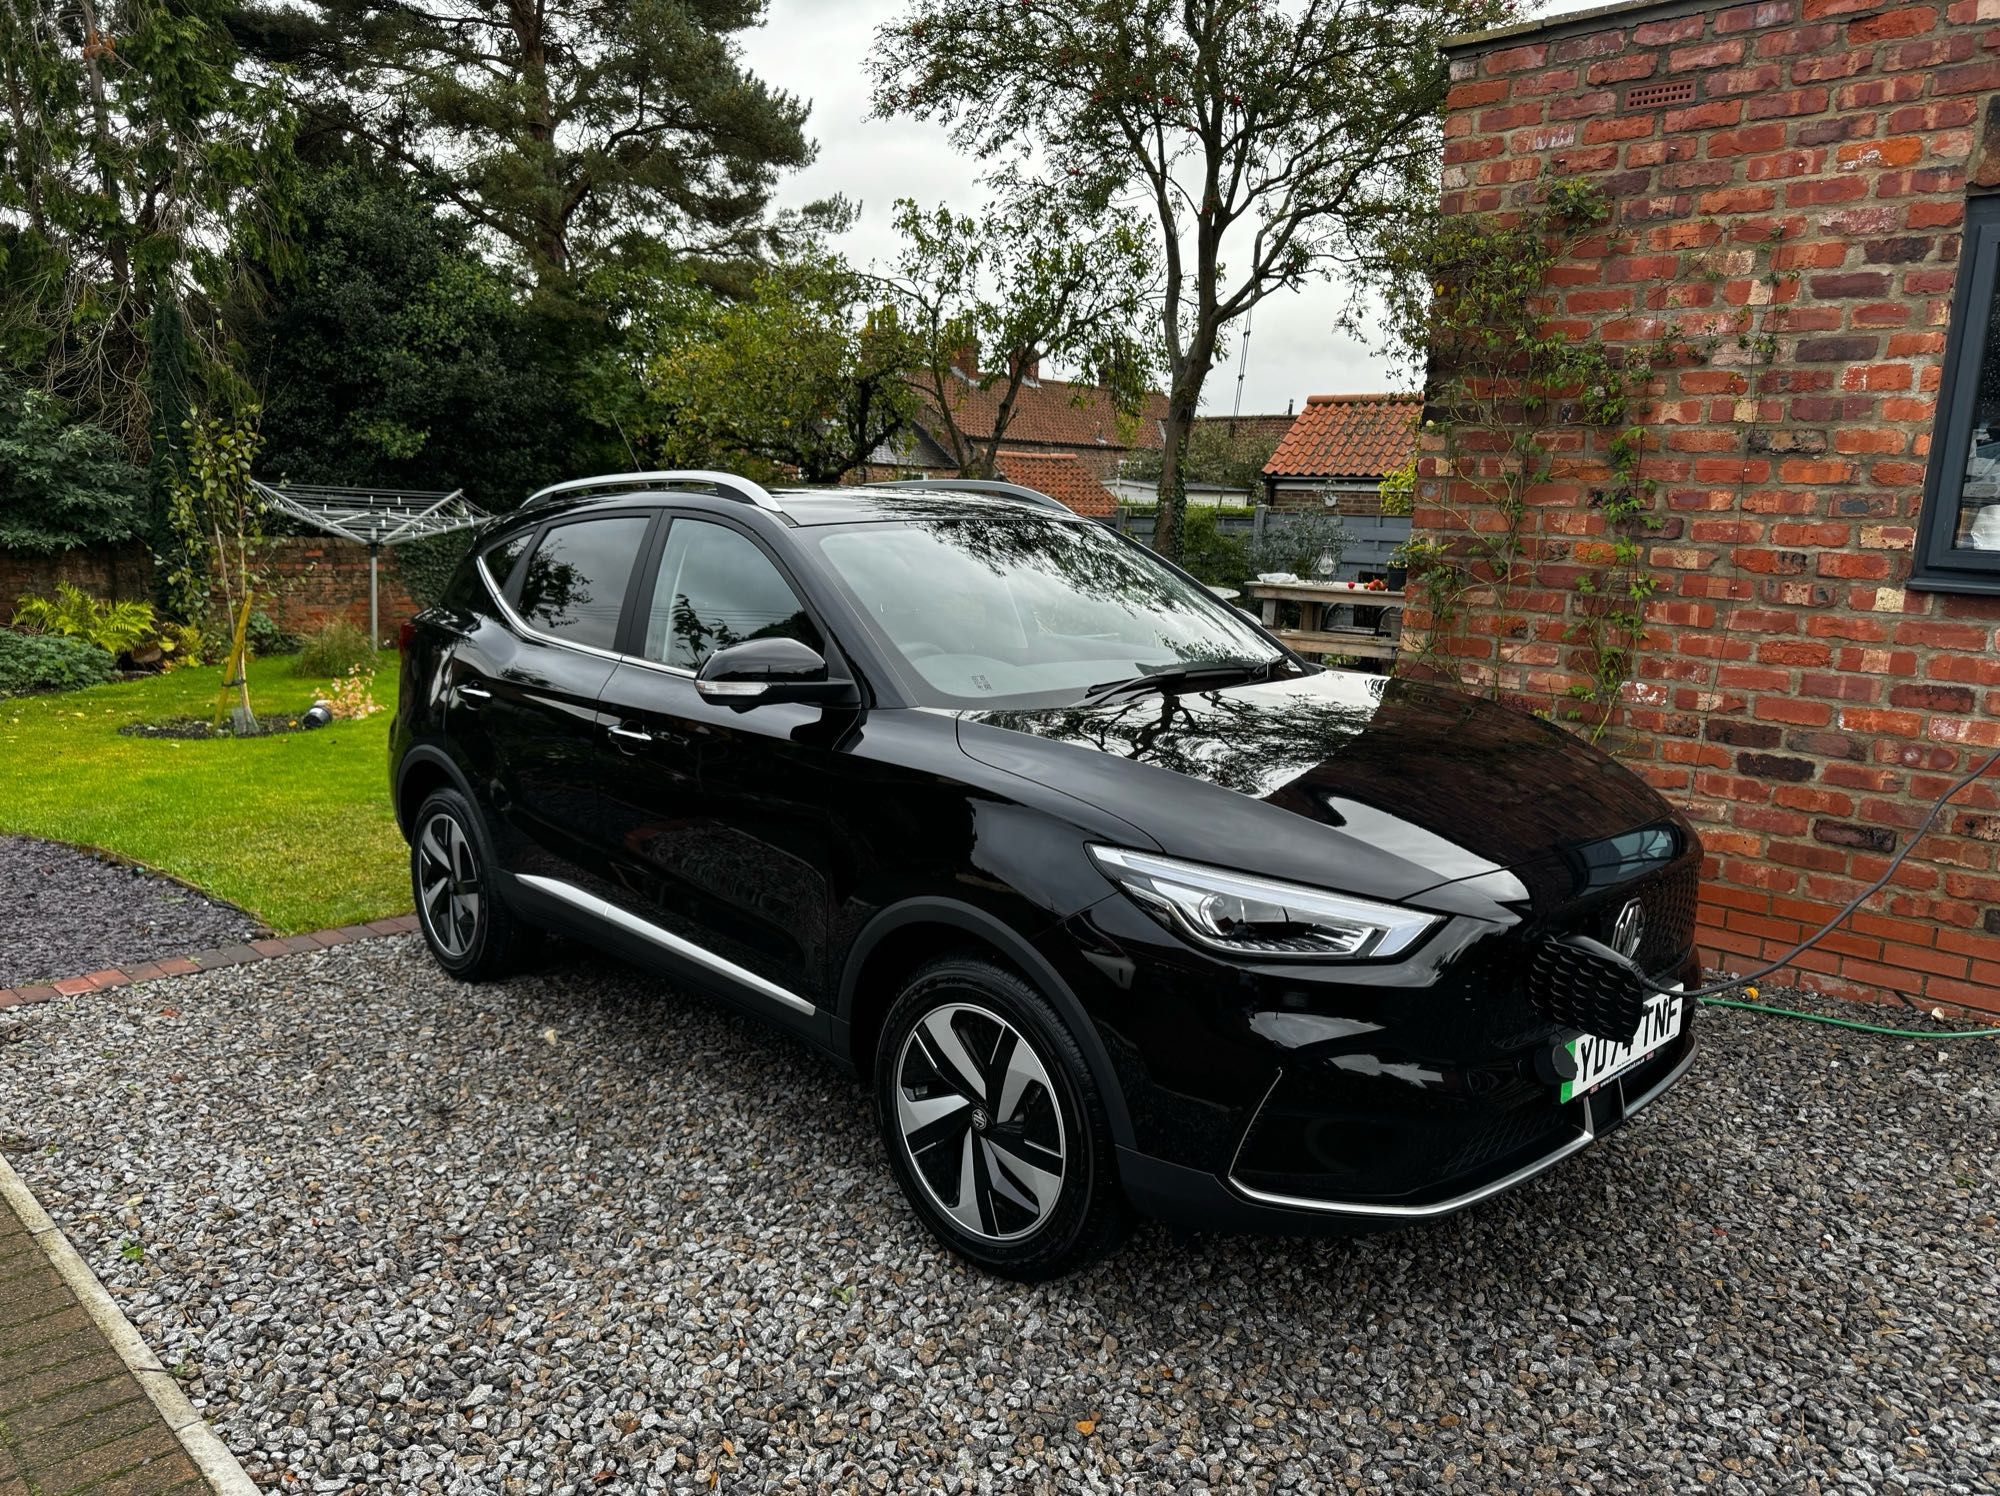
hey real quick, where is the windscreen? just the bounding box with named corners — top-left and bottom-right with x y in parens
top-left (808, 514), bottom-right (1281, 708)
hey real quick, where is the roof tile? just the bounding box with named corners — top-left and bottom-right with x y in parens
top-left (1263, 394), bottom-right (1420, 480)
top-left (993, 451), bottom-right (1120, 518)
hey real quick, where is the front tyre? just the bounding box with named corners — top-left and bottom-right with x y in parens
top-left (875, 957), bottom-right (1126, 1280)
top-left (410, 787), bottom-right (533, 981)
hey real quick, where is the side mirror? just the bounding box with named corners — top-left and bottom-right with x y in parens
top-left (695, 636), bottom-right (859, 708)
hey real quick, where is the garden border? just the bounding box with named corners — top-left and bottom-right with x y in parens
top-left (0, 916), bottom-right (418, 1012)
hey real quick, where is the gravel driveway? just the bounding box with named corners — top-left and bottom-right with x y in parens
top-left (0, 937), bottom-right (1994, 1494)
top-left (0, 833), bottom-right (262, 988)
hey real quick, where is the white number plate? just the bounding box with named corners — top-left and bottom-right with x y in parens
top-left (1560, 991), bottom-right (1684, 1103)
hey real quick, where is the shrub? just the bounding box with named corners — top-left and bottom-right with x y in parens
top-left (321, 664), bottom-right (383, 720)
top-left (246, 610), bottom-right (296, 657)
top-left (1177, 506), bottom-right (1253, 591)
top-left (292, 619), bottom-right (376, 678)
top-left (12, 581), bottom-right (155, 657)
top-left (0, 630), bottom-right (116, 697)
top-left (1251, 512), bottom-right (1353, 578)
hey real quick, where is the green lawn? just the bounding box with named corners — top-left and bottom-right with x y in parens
top-left (0, 653), bottom-right (411, 934)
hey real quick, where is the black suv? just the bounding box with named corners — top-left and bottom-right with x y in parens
top-left (391, 471), bottom-right (1700, 1278)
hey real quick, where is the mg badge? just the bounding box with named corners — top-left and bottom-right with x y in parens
top-left (1612, 899), bottom-right (1646, 960)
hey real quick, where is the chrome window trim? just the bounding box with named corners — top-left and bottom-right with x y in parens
top-left (1225, 994), bottom-right (1695, 1220)
top-left (478, 552), bottom-right (685, 673)
top-left (517, 874), bottom-right (816, 1016)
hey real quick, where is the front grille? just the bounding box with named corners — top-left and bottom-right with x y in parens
top-left (1635, 861), bottom-right (1699, 967)
top-left (1529, 935), bottom-right (1650, 1044)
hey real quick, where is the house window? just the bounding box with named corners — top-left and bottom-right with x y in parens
top-left (1915, 194), bottom-right (2000, 593)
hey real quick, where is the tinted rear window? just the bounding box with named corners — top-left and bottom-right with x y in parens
top-left (515, 516), bottom-right (649, 650)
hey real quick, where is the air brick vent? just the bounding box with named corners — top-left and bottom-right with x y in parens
top-left (1627, 80), bottom-right (1696, 109)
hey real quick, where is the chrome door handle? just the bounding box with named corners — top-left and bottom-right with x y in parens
top-left (458, 683), bottom-right (493, 701)
top-left (608, 724), bottom-right (653, 745)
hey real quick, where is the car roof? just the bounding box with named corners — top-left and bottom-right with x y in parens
top-left (507, 480), bottom-right (1089, 530)
top-left (768, 487), bottom-right (1086, 527)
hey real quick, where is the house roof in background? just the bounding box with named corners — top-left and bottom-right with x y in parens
top-left (994, 450), bottom-right (1119, 518)
top-left (1191, 411), bottom-right (1297, 460)
top-left (919, 372), bottom-right (1169, 452)
top-left (1263, 394), bottom-right (1420, 481)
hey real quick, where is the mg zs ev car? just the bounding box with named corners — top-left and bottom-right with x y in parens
top-left (390, 470), bottom-right (1701, 1279)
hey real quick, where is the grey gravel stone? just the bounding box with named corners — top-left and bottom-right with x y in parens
top-left (0, 937), bottom-right (1995, 1494)
top-left (0, 833), bottom-right (262, 987)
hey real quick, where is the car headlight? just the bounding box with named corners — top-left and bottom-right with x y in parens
top-left (1088, 846), bottom-right (1440, 961)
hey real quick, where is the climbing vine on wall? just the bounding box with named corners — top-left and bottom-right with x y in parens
top-left (1374, 177), bottom-right (1785, 741)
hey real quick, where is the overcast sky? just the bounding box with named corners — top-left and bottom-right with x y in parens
top-left (738, 0), bottom-right (1593, 416)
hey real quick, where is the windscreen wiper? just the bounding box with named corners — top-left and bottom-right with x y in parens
top-left (1082, 657), bottom-right (1281, 704)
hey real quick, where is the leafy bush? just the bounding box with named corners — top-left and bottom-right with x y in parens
top-left (1177, 506), bottom-right (1253, 591)
top-left (1251, 512), bottom-right (1353, 578)
top-left (0, 630), bottom-right (116, 697)
top-left (246, 610), bottom-right (296, 656)
top-left (12, 582), bottom-right (156, 657)
top-left (0, 378), bottom-right (144, 554)
top-left (292, 619), bottom-right (376, 678)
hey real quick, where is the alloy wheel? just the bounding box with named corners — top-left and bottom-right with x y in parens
top-left (417, 811), bottom-right (481, 959)
top-left (892, 1001), bottom-right (1068, 1241)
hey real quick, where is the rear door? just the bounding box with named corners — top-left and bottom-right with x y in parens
top-left (448, 511), bottom-right (655, 877)
top-left (593, 515), bottom-right (853, 1020)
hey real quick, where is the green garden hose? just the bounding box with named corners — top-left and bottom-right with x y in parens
top-left (1698, 995), bottom-right (2000, 1040)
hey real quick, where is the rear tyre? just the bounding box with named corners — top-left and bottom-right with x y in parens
top-left (875, 956), bottom-right (1127, 1280)
top-left (410, 787), bottom-right (533, 981)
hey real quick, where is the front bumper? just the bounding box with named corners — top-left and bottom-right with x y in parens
top-left (1048, 867), bottom-right (1705, 1235)
top-left (1119, 1030), bottom-right (1698, 1235)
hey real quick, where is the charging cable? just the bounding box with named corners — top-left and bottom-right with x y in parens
top-left (1616, 744), bottom-right (2000, 1028)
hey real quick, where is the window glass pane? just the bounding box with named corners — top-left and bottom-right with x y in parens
top-left (806, 513), bottom-right (1279, 708)
top-left (516, 517), bottom-right (648, 649)
top-left (485, 530), bottom-right (534, 590)
top-left (1947, 234), bottom-right (2000, 553)
top-left (644, 520), bottom-right (821, 669)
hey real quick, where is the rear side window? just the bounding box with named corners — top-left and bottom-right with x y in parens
top-left (515, 516), bottom-right (650, 650)
top-left (643, 519), bottom-right (821, 670)
top-left (485, 530), bottom-right (534, 592)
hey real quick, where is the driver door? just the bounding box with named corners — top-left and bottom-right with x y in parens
top-left (593, 516), bottom-right (851, 1025)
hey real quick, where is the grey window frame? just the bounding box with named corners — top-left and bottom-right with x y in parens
top-left (1913, 192), bottom-right (2000, 595)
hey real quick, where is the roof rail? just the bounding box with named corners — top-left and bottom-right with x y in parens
top-left (864, 478), bottom-right (1072, 515)
top-left (524, 469), bottom-right (782, 511)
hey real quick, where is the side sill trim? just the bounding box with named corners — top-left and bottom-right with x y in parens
top-left (515, 874), bottom-right (816, 1017)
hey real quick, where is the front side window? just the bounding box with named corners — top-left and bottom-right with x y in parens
top-left (807, 512), bottom-right (1282, 708)
top-left (515, 516), bottom-right (650, 649)
top-left (644, 519), bottom-right (822, 670)
top-left (1915, 193), bottom-right (2000, 593)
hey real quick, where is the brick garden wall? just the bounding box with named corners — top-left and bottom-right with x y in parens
top-left (1420, 0), bottom-right (2000, 1013)
top-left (0, 539), bottom-right (418, 642)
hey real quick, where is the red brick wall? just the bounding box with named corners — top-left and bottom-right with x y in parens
top-left (0, 540), bottom-right (417, 643)
top-left (1420, 0), bottom-right (2000, 1014)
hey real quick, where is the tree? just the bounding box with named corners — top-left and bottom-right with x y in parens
top-left (871, 0), bottom-right (1504, 558)
top-left (0, 0), bottom-right (297, 451)
top-left (165, 411), bottom-right (264, 730)
top-left (243, 0), bottom-right (814, 291)
top-left (638, 251), bottom-right (918, 484)
top-left (884, 188), bottom-right (1157, 477)
top-left (1121, 418), bottom-right (1283, 498)
top-left (0, 375), bottom-right (143, 552)
top-left (247, 170), bottom-right (597, 504)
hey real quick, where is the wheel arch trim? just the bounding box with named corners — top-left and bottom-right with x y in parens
top-left (394, 742), bottom-right (476, 838)
top-left (837, 897), bottom-right (1136, 1151)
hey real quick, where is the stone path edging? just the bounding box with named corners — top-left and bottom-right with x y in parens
top-left (0, 1155), bottom-right (260, 1495)
top-left (0, 915), bottom-right (419, 1013)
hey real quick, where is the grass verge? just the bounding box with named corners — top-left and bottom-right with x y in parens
top-left (0, 652), bottom-right (408, 934)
